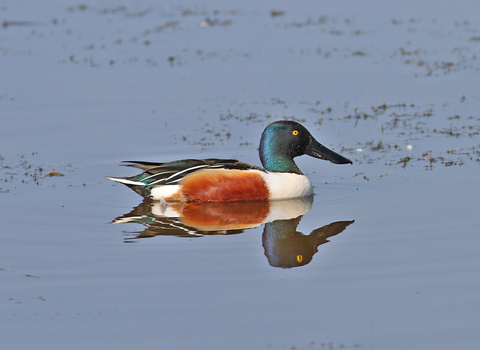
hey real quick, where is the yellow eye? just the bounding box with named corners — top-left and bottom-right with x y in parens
top-left (292, 130), bottom-right (299, 136)
top-left (296, 255), bottom-right (303, 263)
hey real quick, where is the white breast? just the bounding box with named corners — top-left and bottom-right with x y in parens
top-left (260, 172), bottom-right (314, 200)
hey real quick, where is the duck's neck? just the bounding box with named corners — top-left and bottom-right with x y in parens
top-left (261, 154), bottom-right (301, 174)
top-left (259, 139), bottom-right (302, 174)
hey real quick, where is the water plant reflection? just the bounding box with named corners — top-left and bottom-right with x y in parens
top-left (112, 197), bottom-right (354, 268)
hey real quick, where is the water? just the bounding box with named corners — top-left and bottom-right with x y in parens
top-left (1, 1), bottom-right (479, 349)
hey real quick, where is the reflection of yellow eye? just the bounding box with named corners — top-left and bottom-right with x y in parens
top-left (296, 255), bottom-right (303, 262)
top-left (292, 130), bottom-right (299, 136)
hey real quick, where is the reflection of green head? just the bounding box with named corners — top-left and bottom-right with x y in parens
top-left (262, 218), bottom-right (314, 268)
top-left (262, 218), bottom-right (355, 269)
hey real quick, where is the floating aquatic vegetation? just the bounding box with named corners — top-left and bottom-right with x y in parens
top-left (0, 153), bottom-right (74, 192)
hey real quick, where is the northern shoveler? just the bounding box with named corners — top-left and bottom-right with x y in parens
top-left (106, 120), bottom-right (352, 202)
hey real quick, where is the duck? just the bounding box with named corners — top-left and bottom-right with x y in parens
top-left (106, 120), bottom-right (352, 202)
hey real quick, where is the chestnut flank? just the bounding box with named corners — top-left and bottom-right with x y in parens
top-left (180, 169), bottom-right (269, 202)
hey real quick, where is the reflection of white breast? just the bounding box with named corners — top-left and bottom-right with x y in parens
top-left (263, 197), bottom-right (313, 223)
top-left (260, 172), bottom-right (314, 200)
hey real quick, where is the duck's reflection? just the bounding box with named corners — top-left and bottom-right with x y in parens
top-left (112, 197), bottom-right (354, 268)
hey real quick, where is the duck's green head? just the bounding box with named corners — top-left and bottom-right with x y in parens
top-left (259, 120), bottom-right (352, 174)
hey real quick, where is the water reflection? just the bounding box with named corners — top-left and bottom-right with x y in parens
top-left (112, 197), bottom-right (354, 268)
top-left (263, 217), bottom-right (354, 268)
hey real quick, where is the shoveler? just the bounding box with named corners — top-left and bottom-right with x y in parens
top-left (106, 120), bottom-right (352, 202)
